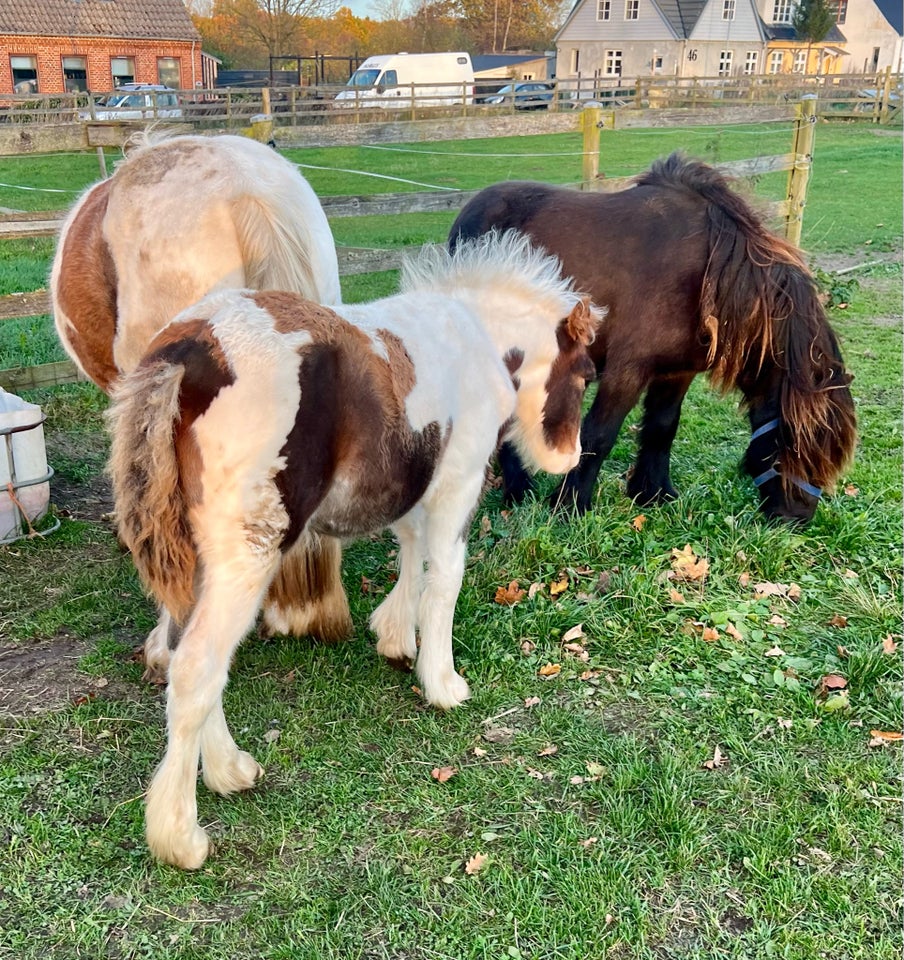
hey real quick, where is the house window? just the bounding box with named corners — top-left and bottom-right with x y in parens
top-left (769, 50), bottom-right (784, 73)
top-left (625, 0), bottom-right (639, 20)
top-left (772, 0), bottom-right (793, 23)
top-left (744, 51), bottom-right (759, 75)
top-left (653, 55), bottom-right (663, 73)
top-left (723, 0), bottom-right (735, 20)
top-left (718, 51), bottom-right (733, 76)
top-left (792, 49), bottom-right (807, 73)
top-left (605, 50), bottom-right (623, 76)
top-left (597, 0), bottom-right (611, 20)
top-left (111, 57), bottom-right (135, 86)
top-left (831, 0), bottom-right (847, 23)
top-left (62, 56), bottom-right (87, 93)
top-left (157, 57), bottom-right (181, 89)
top-left (10, 55), bottom-right (38, 94)
top-left (570, 48), bottom-right (580, 74)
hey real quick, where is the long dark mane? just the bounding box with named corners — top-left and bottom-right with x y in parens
top-left (637, 154), bottom-right (857, 494)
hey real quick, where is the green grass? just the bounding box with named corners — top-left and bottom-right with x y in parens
top-left (0, 122), bottom-right (901, 960)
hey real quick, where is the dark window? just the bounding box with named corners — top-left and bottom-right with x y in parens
top-left (11, 55), bottom-right (38, 93)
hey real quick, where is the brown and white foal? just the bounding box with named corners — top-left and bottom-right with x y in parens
top-left (107, 231), bottom-right (600, 868)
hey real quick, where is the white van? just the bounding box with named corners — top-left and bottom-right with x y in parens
top-left (335, 52), bottom-right (474, 108)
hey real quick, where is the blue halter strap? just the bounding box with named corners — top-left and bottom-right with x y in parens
top-left (749, 418), bottom-right (823, 500)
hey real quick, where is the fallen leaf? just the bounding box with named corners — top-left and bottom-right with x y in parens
top-left (818, 674), bottom-right (848, 695)
top-left (725, 622), bottom-right (744, 641)
top-left (578, 837), bottom-right (598, 848)
top-left (473, 746), bottom-right (488, 758)
top-left (479, 515), bottom-right (492, 539)
top-left (828, 614), bottom-right (849, 628)
top-left (263, 728), bottom-right (281, 744)
top-left (495, 580), bottom-right (526, 606)
top-left (464, 852), bottom-right (488, 875)
top-left (702, 746), bottom-right (726, 770)
top-left (668, 588), bottom-right (686, 604)
top-left (528, 581), bottom-right (545, 600)
top-left (764, 644), bottom-right (786, 657)
top-left (701, 627), bottom-right (720, 642)
top-left (431, 766), bottom-right (457, 784)
top-left (842, 569), bottom-right (858, 580)
top-left (869, 730), bottom-right (903, 741)
top-left (787, 583), bottom-right (802, 601)
top-left (538, 744), bottom-right (558, 757)
top-left (882, 635), bottom-right (898, 655)
top-left (520, 639), bottom-right (536, 655)
top-left (579, 669), bottom-right (602, 681)
top-left (550, 577), bottom-right (569, 597)
top-left (595, 570), bottom-right (613, 594)
top-left (836, 645), bottom-right (850, 658)
top-left (769, 614), bottom-right (788, 628)
top-left (360, 575), bottom-right (374, 594)
top-left (669, 544), bottom-right (710, 582)
top-left (524, 696), bottom-right (542, 708)
top-left (843, 484), bottom-right (859, 497)
top-left (586, 761), bottom-right (606, 777)
top-left (538, 663), bottom-right (562, 678)
top-left (562, 624), bottom-right (585, 644)
top-left (738, 572), bottom-right (751, 588)
top-left (631, 514), bottom-right (647, 531)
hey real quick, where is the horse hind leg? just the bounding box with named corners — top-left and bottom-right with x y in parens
top-left (626, 373), bottom-right (694, 504)
top-left (261, 532), bottom-right (352, 641)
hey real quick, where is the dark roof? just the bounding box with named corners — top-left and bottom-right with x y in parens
top-left (874, 0), bottom-right (903, 35)
top-left (651, 0), bottom-right (709, 38)
top-left (764, 23), bottom-right (847, 42)
top-left (0, 0), bottom-right (200, 41)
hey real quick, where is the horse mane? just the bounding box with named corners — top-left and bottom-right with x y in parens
top-left (638, 152), bottom-right (856, 493)
top-left (402, 230), bottom-right (588, 319)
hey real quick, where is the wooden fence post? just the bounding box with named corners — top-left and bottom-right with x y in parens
top-left (879, 65), bottom-right (893, 124)
top-left (581, 107), bottom-right (601, 187)
top-left (785, 96), bottom-right (817, 246)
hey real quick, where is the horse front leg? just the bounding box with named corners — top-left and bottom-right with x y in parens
top-left (552, 372), bottom-right (646, 514)
top-left (498, 440), bottom-right (534, 504)
top-left (626, 373), bottom-right (694, 504)
top-left (370, 507), bottom-right (426, 671)
top-left (415, 478), bottom-right (484, 709)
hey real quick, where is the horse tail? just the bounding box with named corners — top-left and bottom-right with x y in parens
top-left (233, 153), bottom-right (342, 305)
top-left (642, 153), bottom-right (856, 492)
top-left (107, 361), bottom-right (197, 625)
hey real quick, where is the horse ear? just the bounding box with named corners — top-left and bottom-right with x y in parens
top-left (565, 296), bottom-right (599, 346)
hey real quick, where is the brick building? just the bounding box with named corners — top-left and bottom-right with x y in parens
top-left (0, 0), bottom-right (203, 95)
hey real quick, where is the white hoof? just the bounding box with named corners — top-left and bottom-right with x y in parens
top-left (142, 620), bottom-right (171, 684)
top-left (202, 751), bottom-right (264, 796)
top-left (421, 670), bottom-right (471, 711)
top-left (371, 601), bottom-right (418, 667)
top-left (146, 816), bottom-right (210, 870)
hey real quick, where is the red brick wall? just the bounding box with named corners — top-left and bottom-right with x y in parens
top-left (0, 36), bottom-right (204, 94)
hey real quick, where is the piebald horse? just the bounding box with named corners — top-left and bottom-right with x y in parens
top-left (108, 231), bottom-right (600, 868)
top-left (50, 133), bottom-right (350, 673)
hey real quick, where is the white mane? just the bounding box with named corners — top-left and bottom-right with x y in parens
top-left (401, 230), bottom-right (585, 315)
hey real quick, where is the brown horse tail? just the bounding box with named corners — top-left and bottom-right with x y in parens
top-left (107, 361), bottom-right (197, 625)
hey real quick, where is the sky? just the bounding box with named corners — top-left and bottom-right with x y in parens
top-left (340, 0), bottom-right (382, 18)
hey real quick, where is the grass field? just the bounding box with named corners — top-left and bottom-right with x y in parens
top-left (0, 120), bottom-right (901, 960)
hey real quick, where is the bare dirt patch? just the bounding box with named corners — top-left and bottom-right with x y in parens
top-left (0, 631), bottom-right (137, 720)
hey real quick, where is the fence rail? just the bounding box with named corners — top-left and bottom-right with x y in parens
top-left (0, 69), bottom-right (899, 130)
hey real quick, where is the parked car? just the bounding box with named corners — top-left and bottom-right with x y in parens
top-left (79, 84), bottom-right (182, 121)
top-left (484, 82), bottom-right (554, 110)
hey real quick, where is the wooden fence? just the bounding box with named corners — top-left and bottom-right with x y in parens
top-left (0, 100), bottom-right (819, 392)
top-left (0, 68), bottom-right (899, 130)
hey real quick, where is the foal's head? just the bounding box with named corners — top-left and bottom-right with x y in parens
top-left (505, 296), bottom-right (599, 477)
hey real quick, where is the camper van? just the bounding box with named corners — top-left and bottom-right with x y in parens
top-left (335, 52), bottom-right (474, 108)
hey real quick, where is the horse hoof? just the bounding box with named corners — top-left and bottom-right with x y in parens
top-left (202, 751), bottom-right (264, 796)
top-left (384, 655), bottom-right (415, 673)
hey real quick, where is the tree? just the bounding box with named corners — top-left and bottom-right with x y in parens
top-left (792, 0), bottom-right (836, 74)
top-left (212, 0), bottom-right (343, 63)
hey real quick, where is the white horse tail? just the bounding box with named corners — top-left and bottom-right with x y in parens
top-left (107, 361), bottom-right (197, 626)
top-left (234, 154), bottom-right (342, 305)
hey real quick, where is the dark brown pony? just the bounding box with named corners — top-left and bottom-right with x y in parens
top-left (448, 153), bottom-right (857, 523)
